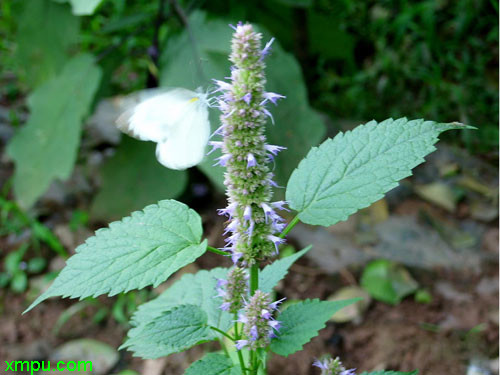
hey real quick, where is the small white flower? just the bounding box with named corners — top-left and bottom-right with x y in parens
top-left (116, 88), bottom-right (210, 170)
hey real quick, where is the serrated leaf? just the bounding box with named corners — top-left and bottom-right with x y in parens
top-left (7, 54), bottom-right (101, 208)
top-left (160, 11), bottom-right (326, 193)
top-left (259, 246), bottom-right (311, 293)
top-left (91, 137), bottom-right (188, 221)
top-left (185, 353), bottom-right (242, 375)
top-left (360, 371), bottom-right (418, 375)
top-left (15, 0), bottom-right (80, 86)
top-left (270, 298), bottom-right (359, 356)
top-left (130, 268), bottom-right (232, 339)
top-left (286, 118), bottom-right (474, 226)
top-left (122, 305), bottom-right (212, 359)
top-left (25, 200), bottom-right (207, 312)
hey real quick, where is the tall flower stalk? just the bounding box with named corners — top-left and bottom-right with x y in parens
top-left (211, 22), bottom-right (288, 374)
top-left (212, 22), bottom-right (287, 266)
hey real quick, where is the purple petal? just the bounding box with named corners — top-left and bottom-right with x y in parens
top-left (261, 37), bottom-right (275, 59)
top-left (208, 141), bottom-right (223, 155)
top-left (217, 202), bottom-right (238, 217)
top-left (250, 325), bottom-right (259, 340)
top-left (262, 107), bottom-right (274, 124)
top-left (260, 203), bottom-right (274, 223)
top-left (269, 297), bottom-right (286, 311)
top-left (312, 359), bottom-right (329, 370)
top-left (265, 144), bottom-right (287, 156)
top-left (213, 79), bottom-right (232, 92)
top-left (246, 153), bottom-right (257, 168)
top-left (220, 302), bottom-right (231, 311)
top-left (271, 201), bottom-right (290, 211)
top-left (261, 92), bottom-right (285, 105)
top-left (242, 93), bottom-right (252, 104)
top-left (231, 251), bottom-right (243, 264)
top-left (243, 205), bottom-right (252, 221)
top-left (214, 153), bottom-right (232, 167)
top-left (268, 320), bottom-right (281, 331)
top-left (235, 340), bottom-right (248, 350)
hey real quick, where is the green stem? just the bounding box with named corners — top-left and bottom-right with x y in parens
top-left (279, 215), bottom-right (300, 239)
top-left (207, 246), bottom-right (229, 256)
top-left (249, 264), bottom-right (259, 374)
top-left (250, 263), bottom-right (259, 295)
top-left (234, 316), bottom-right (247, 375)
top-left (209, 326), bottom-right (235, 341)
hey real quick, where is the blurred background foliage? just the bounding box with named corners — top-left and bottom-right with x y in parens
top-left (0, 0), bottom-right (498, 216)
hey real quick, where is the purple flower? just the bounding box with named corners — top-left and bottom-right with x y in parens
top-left (250, 325), bottom-right (259, 340)
top-left (267, 234), bottom-right (285, 253)
top-left (237, 313), bottom-right (248, 324)
top-left (246, 153), bottom-right (257, 168)
top-left (261, 37), bottom-right (275, 59)
top-left (220, 302), bottom-right (231, 311)
top-left (268, 320), bottom-right (281, 331)
top-left (213, 79), bottom-right (232, 92)
top-left (312, 356), bottom-right (356, 375)
top-left (208, 141), bottom-right (224, 155)
top-left (242, 93), bottom-right (252, 104)
top-left (223, 219), bottom-right (239, 234)
top-left (260, 203), bottom-right (274, 223)
top-left (231, 251), bottom-right (243, 264)
top-left (243, 205), bottom-right (252, 221)
top-left (261, 92), bottom-right (285, 105)
top-left (265, 144), bottom-right (286, 156)
top-left (214, 153), bottom-right (231, 167)
top-left (235, 340), bottom-right (248, 350)
top-left (262, 107), bottom-right (274, 124)
top-left (313, 359), bottom-right (329, 370)
top-left (261, 308), bottom-right (271, 319)
top-left (269, 297), bottom-right (286, 311)
top-left (271, 200), bottom-right (289, 211)
top-left (217, 202), bottom-right (238, 217)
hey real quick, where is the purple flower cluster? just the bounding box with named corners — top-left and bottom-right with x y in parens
top-left (216, 267), bottom-right (248, 314)
top-left (234, 290), bottom-right (284, 350)
top-left (211, 22), bottom-right (288, 265)
top-left (313, 357), bottom-right (356, 375)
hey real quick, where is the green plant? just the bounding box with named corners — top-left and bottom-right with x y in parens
top-left (25, 22), bottom-right (473, 375)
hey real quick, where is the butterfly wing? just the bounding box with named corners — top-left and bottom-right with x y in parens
top-left (115, 88), bottom-right (199, 143)
top-left (155, 98), bottom-right (210, 170)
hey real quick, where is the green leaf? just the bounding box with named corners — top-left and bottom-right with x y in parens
top-left (360, 260), bottom-right (418, 305)
top-left (286, 118), bottom-right (474, 226)
top-left (122, 305), bottom-right (212, 359)
top-left (25, 200), bottom-right (207, 312)
top-left (130, 268), bottom-right (232, 338)
top-left (360, 371), bottom-right (418, 375)
top-left (11, 272), bottom-right (28, 293)
top-left (185, 353), bottom-right (242, 375)
top-left (91, 137), bottom-right (188, 221)
top-left (160, 11), bottom-right (326, 193)
top-left (270, 298), bottom-right (359, 356)
top-left (259, 246), bottom-right (311, 293)
top-left (15, 0), bottom-right (80, 86)
top-left (7, 54), bottom-right (101, 208)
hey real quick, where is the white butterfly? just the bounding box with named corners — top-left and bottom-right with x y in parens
top-left (116, 87), bottom-right (211, 170)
